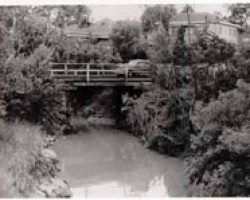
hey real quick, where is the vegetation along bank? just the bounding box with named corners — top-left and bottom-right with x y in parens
top-left (1, 4), bottom-right (250, 197)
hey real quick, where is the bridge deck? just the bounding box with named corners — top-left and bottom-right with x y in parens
top-left (50, 63), bottom-right (153, 89)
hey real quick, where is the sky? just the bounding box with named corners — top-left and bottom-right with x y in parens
top-left (88, 4), bottom-right (229, 22)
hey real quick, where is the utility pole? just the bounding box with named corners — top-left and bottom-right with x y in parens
top-left (186, 4), bottom-right (197, 111)
top-left (186, 4), bottom-right (192, 45)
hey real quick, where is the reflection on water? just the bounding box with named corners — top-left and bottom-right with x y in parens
top-left (54, 128), bottom-right (188, 197)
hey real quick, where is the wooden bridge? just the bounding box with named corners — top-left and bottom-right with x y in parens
top-left (50, 63), bottom-right (153, 89)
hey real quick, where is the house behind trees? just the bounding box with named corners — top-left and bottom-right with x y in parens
top-left (64, 19), bottom-right (113, 50)
top-left (169, 12), bottom-right (241, 46)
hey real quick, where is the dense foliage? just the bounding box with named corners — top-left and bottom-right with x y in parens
top-left (122, 88), bottom-right (192, 156)
top-left (185, 80), bottom-right (250, 196)
top-left (192, 33), bottom-right (236, 64)
top-left (110, 20), bottom-right (147, 62)
top-left (173, 26), bottom-right (192, 65)
top-left (0, 6), bottom-right (74, 135)
top-left (2, 4), bottom-right (250, 198)
top-left (192, 53), bottom-right (250, 102)
top-left (52, 37), bottom-right (122, 64)
top-left (121, 65), bottom-right (193, 156)
top-left (193, 63), bottom-right (237, 102)
top-left (141, 5), bottom-right (177, 33)
top-left (2, 46), bottom-right (68, 135)
top-left (146, 30), bottom-right (173, 63)
top-left (172, 28), bottom-right (235, 66)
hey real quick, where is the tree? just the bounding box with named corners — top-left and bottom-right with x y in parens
top-left (3, 45), bottom-right (69, 135)
top-left (31, 5), bottom-right (91, 28)
top-left (110, 20), bottom-right (144, 62)
top-left (173, 26), bottom-right (192, 65)
top-left (0, 5), bottom-right (91, 64)
top-left (141, 5), bottom-right (177, 33)
top-left (186, 80), bottom-right (250, 196)
top-left (52, 37), bottom-right (122, 64)
top-left (181, 4), bottom-right (194, 14)
top-left (0, 6), bottom-right (32, 63)
top-left (192, 32), bottom-right (236, 64)
top-left (146, 30), bottom-right (173, 63)
top-left (0, 6), bottom-right (94, 134)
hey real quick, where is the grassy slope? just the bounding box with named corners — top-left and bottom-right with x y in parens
top-left (0, 120), bottom-right (44, 197)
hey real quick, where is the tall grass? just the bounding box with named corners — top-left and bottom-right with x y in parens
top-left (0, 120), bottom-right (44, 197)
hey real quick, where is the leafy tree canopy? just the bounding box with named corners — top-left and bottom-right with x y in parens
top-left (147, 30), bottom-right (173, 63)
top-left (192, 33), bottom-right (236, 64)
top-left (110, 20), bottom-right (146, 62)
top-left (173, 26), bottom-right (192, 66)
top-left (181, 4), bottom-right (195, 14)
top-left (27, 5), bottom-right (91, 28)
top-left (141, 5), bottom-right (177, 33)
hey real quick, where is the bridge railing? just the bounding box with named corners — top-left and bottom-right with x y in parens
top-left (50, 63), bottom-right (118, 80)
top-left (49, 63), bottom-right (153, 84)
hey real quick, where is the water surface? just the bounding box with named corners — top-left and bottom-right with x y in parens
top-left (54, 128), bottom-right (187, 197)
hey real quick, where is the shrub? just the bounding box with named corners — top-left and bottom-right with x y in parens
top-left (173, 26), bottom-right (192, 66)
top-left (52, 37), bottom-right (122, 64)
top-left (122, 87), bottom-right (193, 156)
top-left (110, 20), bottom-right (144, 62)
top-left (147, 31), bottom-right (173, 63)
top-left (185, 80), bottom-right (250, 196)
top-left (192, 33), bottom-right (236, 64)
top-left (155, 64), bottom-right (192, 90)
top-left (192, 79), bottom-right (250, 130)
top-left (193, 62), bottom-right (247, 102)
top-left (185, 126), bottom-right (250, 197)
top-left (2, 45), bottom-right (68, 135)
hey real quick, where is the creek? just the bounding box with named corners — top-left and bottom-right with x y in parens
top-left (54, 128), bottom-right (188, 197)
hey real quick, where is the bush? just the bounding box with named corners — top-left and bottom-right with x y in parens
top-left (173, 26), bottom-right (192, 66)
top-left (121, 87), bottom-right (193, 156)
top-left (147, 31), bottom-right (173, 63)
top-left (2, 45), bottom-right (68, 135)
top-left (185, 80), bottom-right (250, 196)
top-left (192, 33), bottom-right (236, 64)
top-left (185, 126), bottom-right (250, 197)
top-left (155, 64), bottom-right (192, 90)
top-left (192, 79), bottom-right (250, 130)
top-left (110, 20), bottom-right (144, 62)
top-left (52, 37), bottom-right (122, 64)
top-left (193, 62), bottom-right (247, 102)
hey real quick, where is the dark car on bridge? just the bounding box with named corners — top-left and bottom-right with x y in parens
top-left (115, 59), bottom-right (155, 77)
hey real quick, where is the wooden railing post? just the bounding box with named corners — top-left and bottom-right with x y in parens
top-left (125, 66), bottom-right (128, 82)
top-left (74, 68), bottom-right (77, 76)
top-left (86, 64), bottom-right (90, 83)
top-left (65, 63), bottom-right (67, 75)
top-left (50, 63), bottom-right (53, 77)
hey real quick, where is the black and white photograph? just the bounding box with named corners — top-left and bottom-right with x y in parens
top-left (1, 1), bottom-right (250, 198)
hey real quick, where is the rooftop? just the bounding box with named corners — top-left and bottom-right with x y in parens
top-left (170, 12), bottom-right (216, 26)
top-left (64, 19), bottom-right (114, 38)
top-left (169, 12), bottom-right (241, 29)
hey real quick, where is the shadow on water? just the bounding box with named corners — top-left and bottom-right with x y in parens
top-left (54, 128), bottom-right (188, 197)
